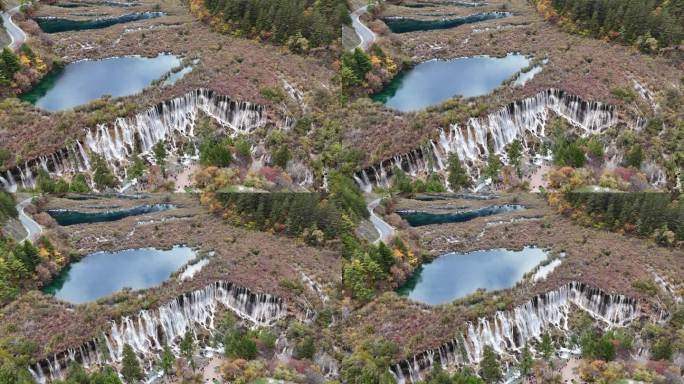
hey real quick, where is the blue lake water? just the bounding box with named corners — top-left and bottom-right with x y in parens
top-left (35, 11), bottom-right (164, 33)
top-left (373, 54), bottom-right (530, 112)
top-left (43, 246), bottom-right (195, 303)
top-left (396, 247), bottom-right (547, 305)
top-left (48, 203), bottom-right (176, 225)
top-left (397, 204), bottom-right (525, 226)
top-left (21, 54), bottom-right (180, 111)
top-left (382, 11), bottom-right (511, 33)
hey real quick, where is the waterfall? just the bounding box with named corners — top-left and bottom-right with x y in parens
top-left (29, 281), bottom-right (286, 383)
top-left (389, 281), bottom-right (639, 384)
top-left (355, 89), bottom-right (617, 190)
top-left (2, 89), bottom-right (268, 192)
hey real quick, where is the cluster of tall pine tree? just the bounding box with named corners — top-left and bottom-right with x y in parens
top-left (0, 48), bottom-right (21, 86)
top-left (565, 192), bottom-right (684, 244)
top-left (217, 192), bottom-right (347, 239)
top-left (0, 239), bottom-right (45, 303)
top-left (202, 0), bottom-right (350, 49)
top-left (215, 172), bottom-right (368, 240)
top-left (540, 0), bottom-right (683, 51)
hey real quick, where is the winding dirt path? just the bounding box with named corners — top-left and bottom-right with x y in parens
top-left (17, 197), bottom-right (42, 242)
top-left (368, 198), bottom-right (394, 244)
top-left (2, 5), bottom-right (27, 51)
top-left (351, 5), bottom-right (377, 51)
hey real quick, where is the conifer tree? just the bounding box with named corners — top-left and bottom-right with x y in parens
top-left (121, 344), bottom-right (143, 383)
top-left (0, 48), bottom-right (20, 80)
top-left (519, 344), bottom-right (533, 377)
top-left (17, 241), bottom-right (41, 272)
top-left (374, 242), bottom-right (395, 273)
top-left (91, 154), bottom-right (117, 190)
top-left (180, 329), bottom-right (195, 370)
top-left (484, 154), bottom-right (502, 181)
top-left (152, 142), bottom-right (167, 176)
top-left (540, 333), bottom-right (554, 361)
top-left (273, 144), bottom-right (290, 169)
top-left (69, 174), bottom-right (91, 193)
top-left (447, 153), bottom-right (470, 191)
top-left (506, 139), bottom-right (523, 172)
top-left (544, 0), bottom-right (682, 50)
top-left (480, 345), bottom-right (502, 383)
top-left (160, 342), bottom-right (174, 376)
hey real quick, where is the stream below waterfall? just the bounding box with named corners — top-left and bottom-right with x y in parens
top-left (35, 11), bottom-right (164, 33)
top-left (372, 53), bottom-right (530, 112)
top-left (397, 204), bottom-right (525, 226)
top-left (47, 203), bottom-right (176, 225)
top-left (396, 247), bottom-right (548, 305)
top-left (20, 53), bottom-right (181, 111)
top-left (382, 11), bottom-right (511, 33)
top-left (42, 245), bottom-right (195, 303)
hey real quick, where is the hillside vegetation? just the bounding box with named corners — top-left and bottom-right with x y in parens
top-left (192, 0), bottom-right (350, 51)
top-left (552, 192), bottom-right (684, 247)
top-left (536, 0), bottom-right (683, 52)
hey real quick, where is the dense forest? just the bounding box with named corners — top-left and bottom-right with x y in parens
top-left (537, 0), bottom-right (683, 51)
top-left (0, 191), bottom-right (16, 226)
top-left (215, 172), bottom-right (367, 241)
top-left (563, 192), bottom-right (684, 245)
top-left (211, 175), bottom-right (416, 302)
top-left (199, 0), bottom-right (350, 49)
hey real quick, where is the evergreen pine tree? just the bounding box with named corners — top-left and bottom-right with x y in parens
top-left (91, 154), bottom-right (117, 190)
top-left (484, 154), bottom-right (502, 181)
top-left (480, 345), bottom-right (502, 383)
top-left (16, 241), bottom-right (40, 272)
top-left (224, 329), bottom-right (258, 359)
top-left (273, 144), bottom-right (290, 169)
top-left (152, 142), bottom-right (167, 176)
top-left (121, 344), bottom-right (143, 383)
top-left (506, 139), bottom-right (523, 173)
top-left (540, 333), bottom-right (554, 361)
top-left (447, 153), bottom-right (470, 191)
top-left (180, 329), bottom-right (195, 370)
top-left (127, 153), bottom-right (146, 179)
top-left (160, 342), bottom-right (174, 376)
top-left (69, 174), bottom-right (91, 193)
top-left (374, 242), bottom-right (395, 273)
top-left (0, 48), bottom-right (20, 79)
top-left (519, 344), bottom-right (533, 377)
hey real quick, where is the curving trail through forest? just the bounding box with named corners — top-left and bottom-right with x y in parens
top-left (351, 5), bottom-right (377, 51)
top-left (17, 197), bottom-right (42, 242)
top-left (368, 198), bottom-right (394, 244)
top-left (1, 5), bottom-right (27, 51)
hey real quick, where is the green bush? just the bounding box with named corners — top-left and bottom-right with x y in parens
top-left (553, 137), bottom-right (586, 168)
top-left (200, 137), bottom-right (232, 167)
top-left (624, 144), bottom-right (643, 168)
top-left (632, 279), bottom-right (659, 295)
top-left (259, 87), bottom-right (286, 103)
top-left (272, 145), bottom-right (290, 169)
top-left (610, 87), bottom-right (637, 103)
top-left (224, 329), bottom-right (257, 360)
top-left (340, 338), bottom-right (398, 384)
top-left (295, 336), bottom-right (316, 359)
